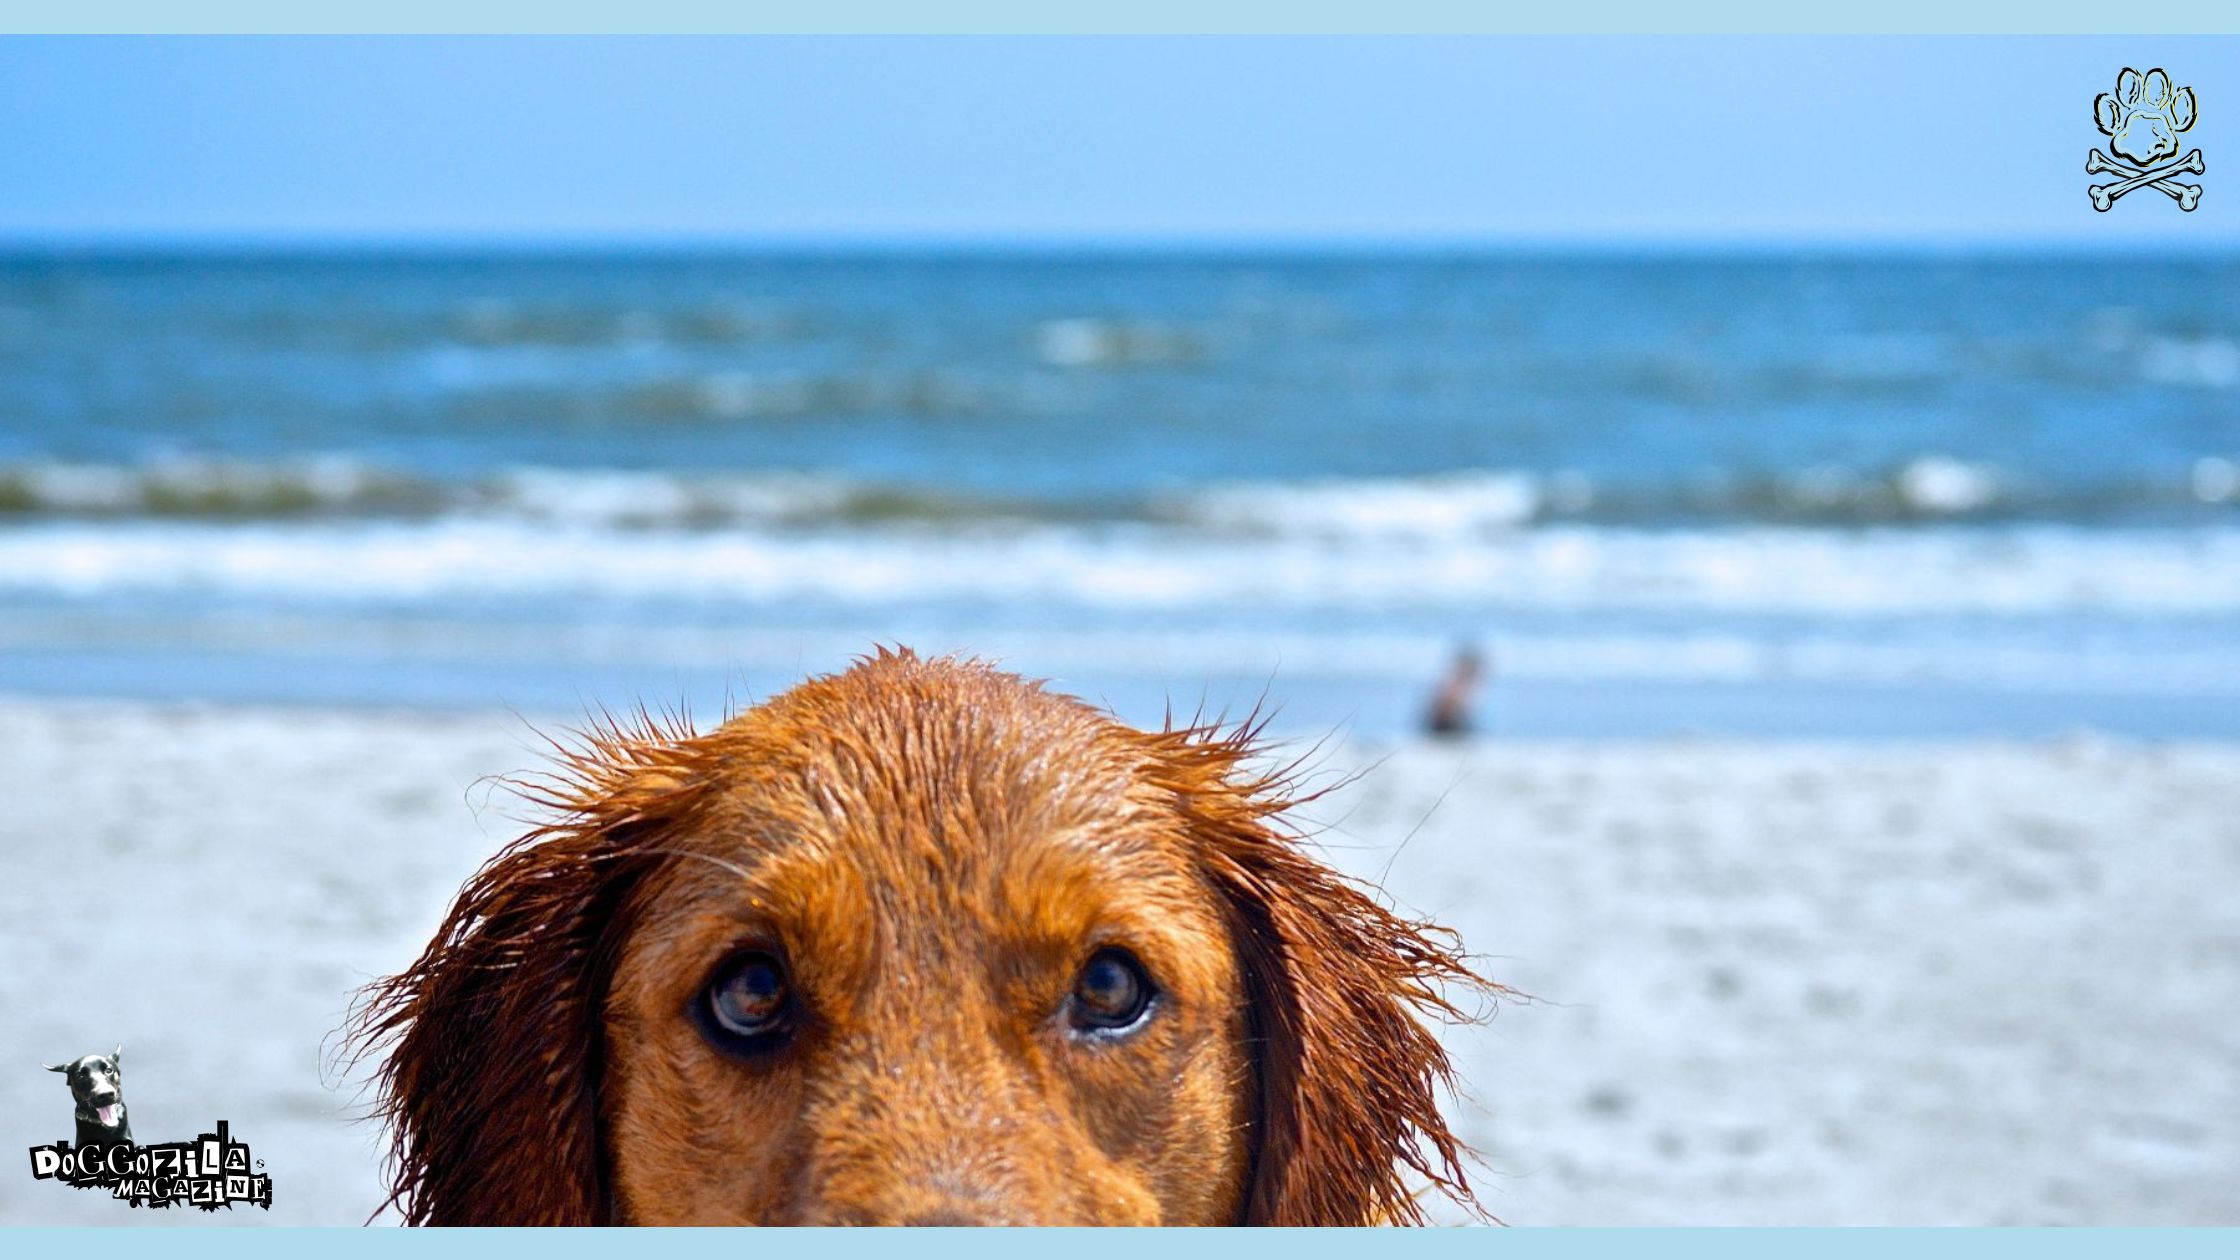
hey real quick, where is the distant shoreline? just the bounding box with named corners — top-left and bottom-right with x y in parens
top-left (4, 671), bottom-right (2238, 742)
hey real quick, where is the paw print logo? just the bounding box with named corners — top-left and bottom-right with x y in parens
top-left (2098, 68), bottom-right (2195, 163)
top-left (2088, 68), bottom-right (2203, 211)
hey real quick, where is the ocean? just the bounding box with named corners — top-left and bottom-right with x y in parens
top-left (2, 250), bottom-right (2236, 737)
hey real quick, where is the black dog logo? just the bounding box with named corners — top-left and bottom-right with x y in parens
top-left (44, 1047), bottom-right (131, 1146)
top-left (27, 1050), bottom-right (273, 1211)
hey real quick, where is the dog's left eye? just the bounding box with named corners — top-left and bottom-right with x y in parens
top-left (1067, 947), bottom-right (1156, 1035)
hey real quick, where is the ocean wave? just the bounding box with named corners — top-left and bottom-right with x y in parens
top-left (190, 299), bottom-right (804, 355)
top-left (0, 460), bottom-right (1059, 529)
top-left (4, 518), bottom-right (2238, 617)
top-left (1171, 454), bottom-right (2240, 534)
top-left (445, 299), bottom-right (794, 349)
top-left (2087, 313), bottom-right (2240, 389)
top-left (0, 458), bottom-right (447, 518)
top-left (1, 457), bottom-right (2235, 532)
top-left (1033, 318), bottom-right (1208, 368)
top-left (17, 610), bottom-right (2235, 700)
top-left (1174, 470), bottom-right (1568, 535)
top-left (426, 366), bottom-right (1033, 422)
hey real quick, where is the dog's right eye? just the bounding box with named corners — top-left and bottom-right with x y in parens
top-left (698, 952), bottom-right (793, 1050)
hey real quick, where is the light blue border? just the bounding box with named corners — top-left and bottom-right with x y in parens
top-left (1, 2), bottom-right (2238, 35)
top-left (5, 1226), bottom-right (2240, 1246)
top-left (14, 1225), bottom-right (2240, 1247)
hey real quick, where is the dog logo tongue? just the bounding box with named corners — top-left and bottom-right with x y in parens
top-left (96, 1104), bottom-right (118, 1127)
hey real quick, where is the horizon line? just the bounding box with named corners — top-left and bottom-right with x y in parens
top-left (3, 231), bottom-right (2237, 259)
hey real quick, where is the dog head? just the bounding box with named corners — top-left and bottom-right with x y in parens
top-left (352, 651), bottom-right (1484, 1225)
top-left (45, 1047), bottom-right (127, 1133)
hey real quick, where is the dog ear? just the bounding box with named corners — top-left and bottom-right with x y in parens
top-left (347, 710), bottom-right (716, 1226)
top-left (113, 1046), bottom-right (123, 1069)
top-left (1152, 723), bottom-right (1488, 1226)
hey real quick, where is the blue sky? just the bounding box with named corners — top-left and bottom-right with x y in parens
top-left (1, 36), bottom-right (2233, 246)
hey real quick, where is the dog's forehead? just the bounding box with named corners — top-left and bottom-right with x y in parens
top-left (640, 658), bottom-right (1223, 945)
top-left (704, 726), bottom-right (1178, 888)
top-left (718, 664), bottom-right (1159, 836)
top-left (653, 680), bottom-right (1201, 900)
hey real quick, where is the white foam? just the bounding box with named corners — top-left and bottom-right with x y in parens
top-left (2140, 336), bottom-right (2240, 389)
top-left (3, 518), bottom-right (2238, 618)
top-left (2192, 457), bottom-right (2239, 504)
top-left (1182, 470), bottom-right (1554, 536)
top-left (1033, 318), bottom-right (1201, 368)
top-left (1895, 455), bottom-right (2000, 514)
top-left (485, 467), bottom-right (853, 527)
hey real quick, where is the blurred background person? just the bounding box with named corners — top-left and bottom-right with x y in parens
top-left (1425, 643), bottom-right (1487, 739)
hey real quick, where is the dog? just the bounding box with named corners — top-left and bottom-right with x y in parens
top-left (351, 650), bottom-right (1488, 1225)
top-left (45, 1047), bottom-right (132, 1147)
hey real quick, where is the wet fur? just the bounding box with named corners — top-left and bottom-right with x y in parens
top-left (349, 650), bottom-right (1487, 1225)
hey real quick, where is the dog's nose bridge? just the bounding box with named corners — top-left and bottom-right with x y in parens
top-left (817, 1192), bottom-right (1021, 1227)
top-left (850, 1035), bottom-right (1036, 1142)
top-left (807, 1023), bottom-right (1065, 1222)
top-left (807, 1141), bottom-right (1039, 1226)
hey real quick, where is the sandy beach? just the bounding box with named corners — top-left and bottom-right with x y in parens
top-left (2, 697), bottom-right (2235, 1226)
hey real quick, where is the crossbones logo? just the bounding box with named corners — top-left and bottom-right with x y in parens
top-left (2089, 68), bottom-right (2203, 211)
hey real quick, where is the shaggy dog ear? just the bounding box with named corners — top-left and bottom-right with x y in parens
top-left (1149, 723), bottom-right (1489, 1226)
top-left (347, 711), bottom-right (712, 1226)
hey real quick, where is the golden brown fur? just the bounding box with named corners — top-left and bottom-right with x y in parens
top-left (349, 649), bottom-right (1485, 1225)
